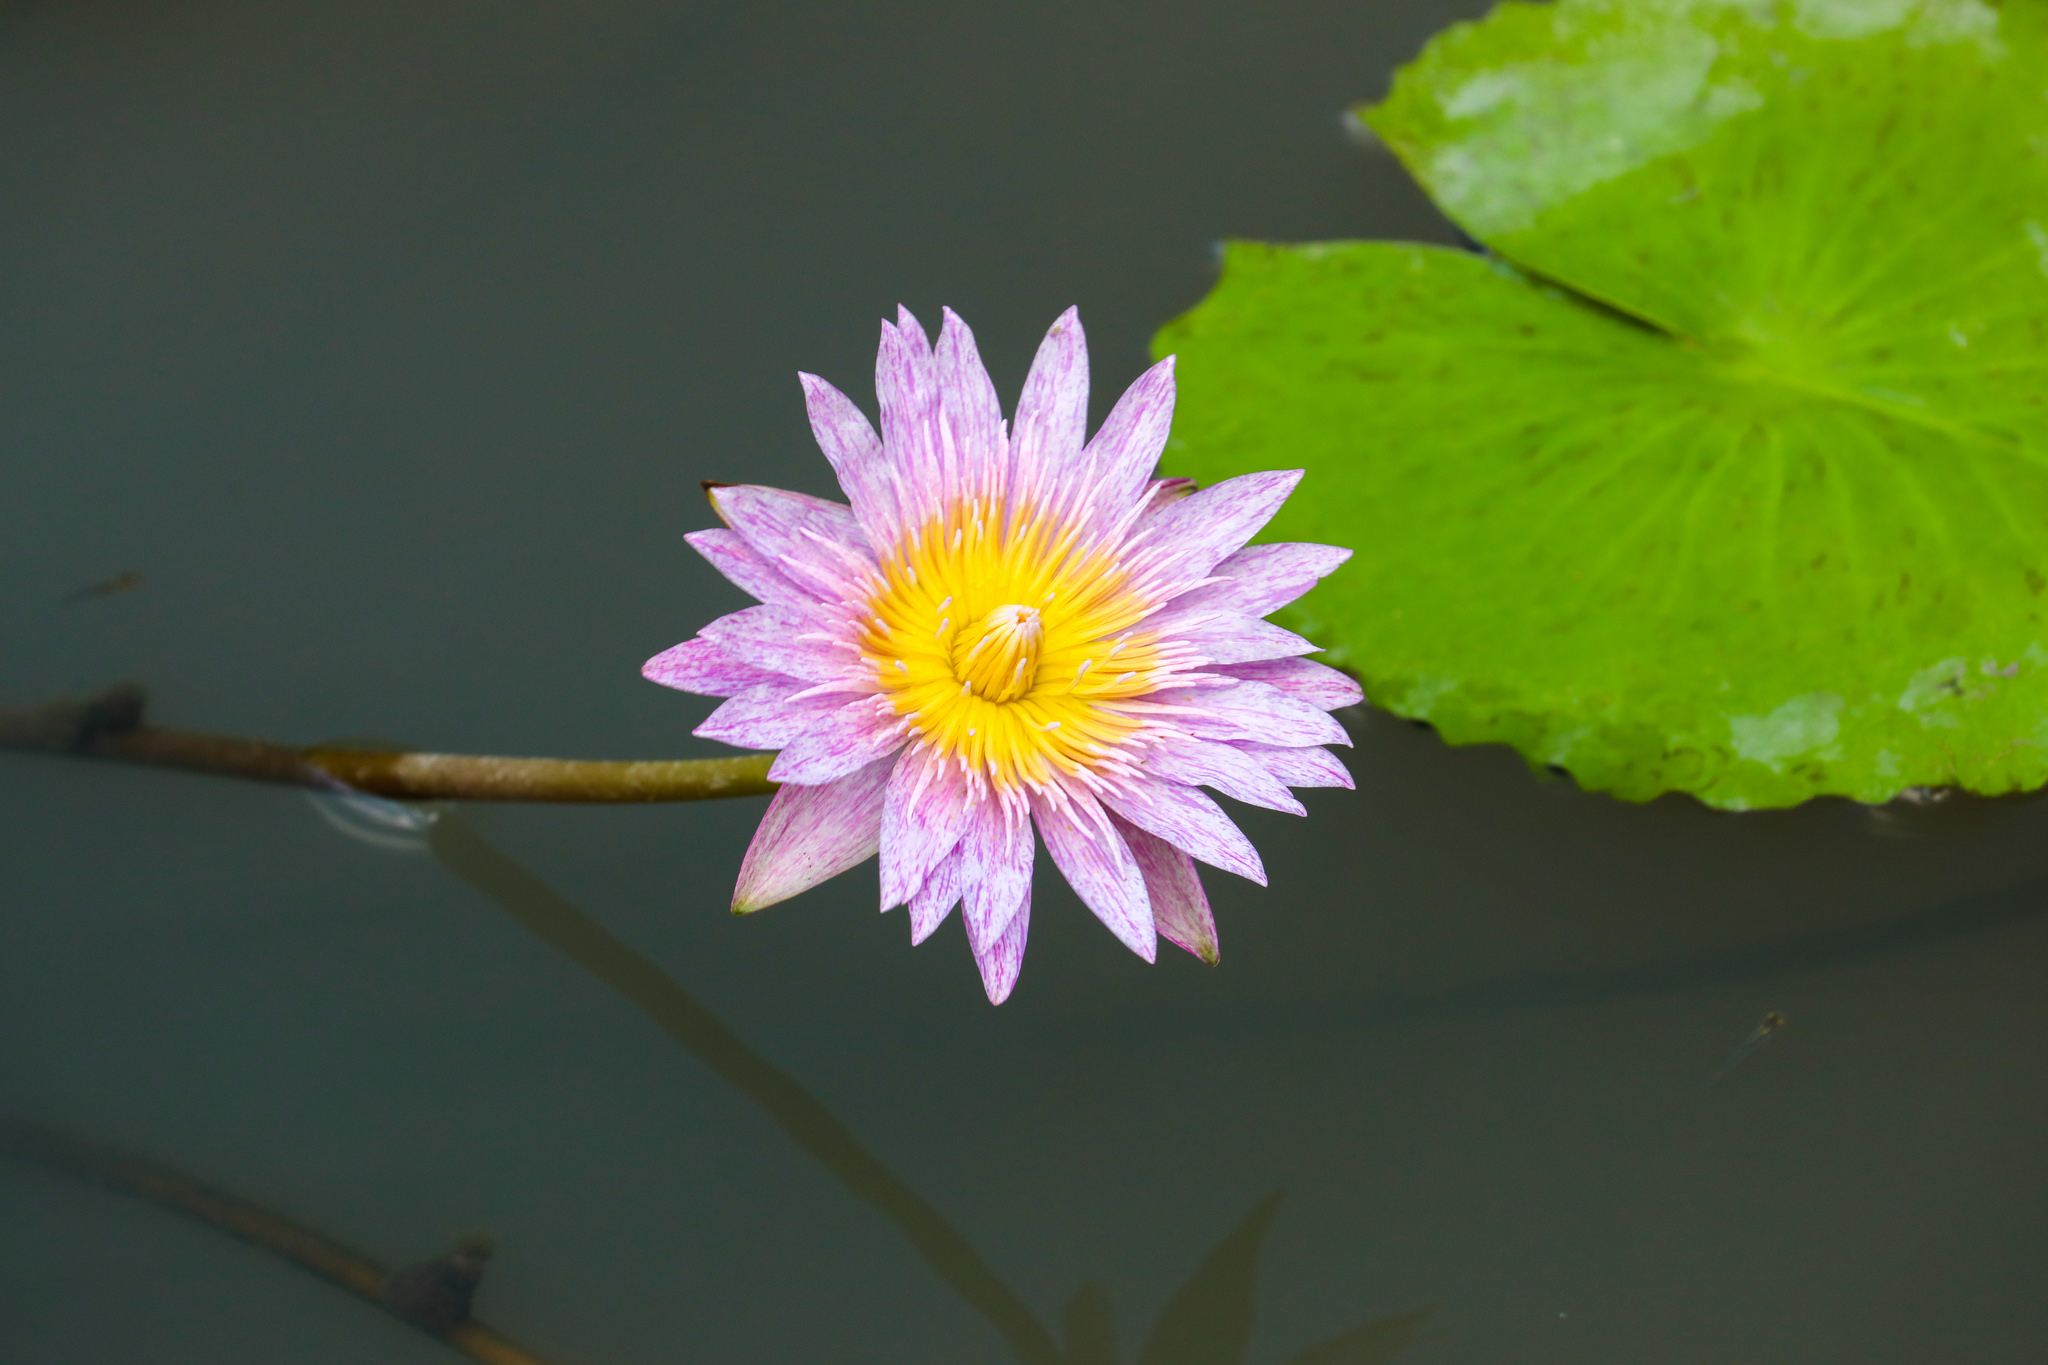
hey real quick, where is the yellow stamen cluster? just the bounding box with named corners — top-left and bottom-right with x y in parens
top-left (862, 501), bottom-right (1176, 795)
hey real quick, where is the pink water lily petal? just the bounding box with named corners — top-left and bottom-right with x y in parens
top-left (1100, 774), bottom-right (1266, 885)
top-left (878, 744), bottom-right (975, 911)
top-left (1032, 789), bottom-right (1156, 961)
top-left (695, 680), bottom-right (849, 750)
top-left (1143, 609), bottom-right (1318, 666)
top-left (1139, 736), bottom-right (1305, 816)
top-left (973, 881), bottom-right (1031, 1005)
top-left (1171, 542), bottom-right (1352, 618)
top-left (1163, 678), bottom-right (1350, 749)
top-left (877, 311), bottom-right (942, 526)
top-left (699, 603), bottom-right (857, 682)
top-left (799, 372), bottom-right (897, 541)
top-left (1010, 307), bottom-right (1088, 510)
top-left (767, 697), bottom-right (908, 784)
top-left (1129, 469), bottom-right (1304, 601)
top-left (907, 841), bottom-right (964, 945)
top-left (1214, 657), bottom-right (1364, 710)
top-left (1075, 354), bottom-right (1175, 543)
top-left (642, 637), bottom-right (792, 698)
top-left (1108, 810), bottom-right (1217, 965)
top-left (685, 528), bottom-right (816, 608)
top-left (1240, 742), bottom-right (1355, 790)
top-left (962, 801), bottom-right (1033, 956)
top-left (708, 485), bottom-right (874, 601)
top-left (732, 755), bottom-right (893, 914)
top-left (936, 308), bottom-right (1006, 511)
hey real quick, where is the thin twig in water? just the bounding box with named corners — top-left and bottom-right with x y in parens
top-left (0, 684), bottom-right (776, 803)
top-left (0, 1116), bottom-right (558, 1365)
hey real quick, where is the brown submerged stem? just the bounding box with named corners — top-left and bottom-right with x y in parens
top-left (0, 1116), bottom-right (557, 1365)
top-left (0, 685), bottom-right (776, 803)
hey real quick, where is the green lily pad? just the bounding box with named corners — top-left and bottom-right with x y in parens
top-left (1155, 0), bottom-right (2048, 808)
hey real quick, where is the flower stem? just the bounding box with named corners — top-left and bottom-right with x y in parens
top-left (0, 1115), bottom-right (559, 1365)
top-left (0, 685), bottom-right (776, 803)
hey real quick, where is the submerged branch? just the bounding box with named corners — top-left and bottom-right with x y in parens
top-left (0, 685), bottom-right (776, 803)
top-left (0, 1116), bottom-right (557, 1365)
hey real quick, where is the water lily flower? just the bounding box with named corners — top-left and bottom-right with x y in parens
top-left (645, 307), bottom-right (1359, 1002)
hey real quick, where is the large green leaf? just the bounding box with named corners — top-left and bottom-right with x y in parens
top-left (1156, 0), bottom-right (2048, 808)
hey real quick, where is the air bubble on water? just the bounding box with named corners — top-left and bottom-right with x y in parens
top-left (305, 787), bottom-right (441, 852)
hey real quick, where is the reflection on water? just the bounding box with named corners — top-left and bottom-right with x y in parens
top-left (4, 808), bottom-right (1433, 1364)
top-left (306, 789), bottom-right (442, 854)
top-left (429, 813), bottom-right (1431, 1363)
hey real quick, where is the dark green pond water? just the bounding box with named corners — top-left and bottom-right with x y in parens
top-left (7, 1), bottom-right (2048, 1361)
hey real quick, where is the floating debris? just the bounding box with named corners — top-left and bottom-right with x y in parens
top-left (60, 569), bottom-right (142, 604)
top-left (1709, 1011), bottom-right (1787, 1086)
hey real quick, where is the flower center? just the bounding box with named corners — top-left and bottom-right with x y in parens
top-left (858, 504), bottom-right (1195, 796)
top-left (953, 604), bottom-right (1043, 703)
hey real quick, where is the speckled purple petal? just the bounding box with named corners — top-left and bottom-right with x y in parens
top-left (1130, 469), bottom-right (1304, 599)
top-left (876, 312), bottom-right (941, 524)
top-left (1108, 810), bottom-right (1217, 965)
top-left (1010, 307), bottom-right (1088, 508)
top-left (799, 372), bottom-right (897, 541)
top-left (1139, 736), bottom-right (1305, 816)
top-left (1239, 742), bottom-right (1354, 790)
top-left (732, 755), bottom-right (894, 914)
top-left (695, 680), bottom-right (851, 750)
top-left (698, 603), bottom-right (856, 682)
top-left (878, 744), bottom-right (975, 911)
top-left (906, 841), bottom-right (963, 945)
top-left (1163, 678), bottom-right (1350, 749)
top-left (708, 485), bottom-right (874, 601)
top-left (961, 801), bottom-right (1033, 957)
top-left (1032, 789), bottom-right (1156, 961)
top-left (1124, 475), bottom-right (1199, 541)
top-left (973, 882), bottom-right (1030, 1005)
top-left (1213, 657), bottom-right (1364, 711)
top-left (641, 636), bottom-right (792, 698)
top-left (1169, 542), bottom-right (1352, 618)
top-left (1076, 355), bottom-right (1175, 540)
top-left (936, 308), bottom-right (1005, 507)
top-left (767, 696), bottom-right (908, 784)
top-left (685, 528), bottom-right (815, 608)
top-left (1143, 610), bottom-right (1318, 666)
top-left (1099, 774), bottom-right (1266, 885)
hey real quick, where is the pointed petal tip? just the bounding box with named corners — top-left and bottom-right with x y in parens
top-left (1040, 304), bottom-right (1085, 347)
